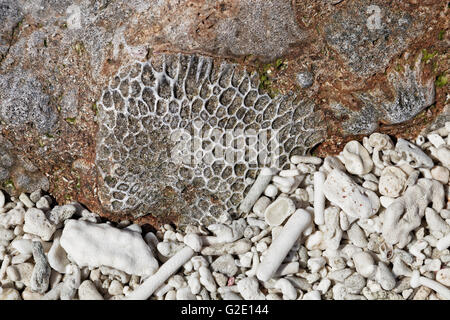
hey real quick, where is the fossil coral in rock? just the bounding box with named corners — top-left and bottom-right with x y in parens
top-left (95, 54), bottom-right (325, 225)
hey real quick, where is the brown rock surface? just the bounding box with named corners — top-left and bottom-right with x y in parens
top-left (0, 0), bottom-right (448, 227)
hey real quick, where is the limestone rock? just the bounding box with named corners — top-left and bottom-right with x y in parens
top-left (0, 0), bottom-right (446, 227)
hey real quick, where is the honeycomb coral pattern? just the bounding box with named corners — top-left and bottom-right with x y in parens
top-left (96, 54), bottom-right (325, 226)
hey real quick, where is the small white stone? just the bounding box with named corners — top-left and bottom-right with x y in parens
top-left (23, 208), bottom-right (56, 241)
top-left (183, 233), bottom-right (203, 252)
top-left (307, 257), bottom-right (326, 273)
top-left (362, 180), bottom-right (378, 192)
top-left (375, 262), bottom-right (396, 290)
top-left (265, 293), bottom-right (281, 300)
top-left (188, 275), bottom-right (201, 295)
top-left (19, 193), bottom-right (34, 209)
top-left (291, 155), bottom-right (322, 165)
top-left (352, 252), bottom-right (376, 278)
top-left (0, 288), bottom-right (21, 300)
top-left (0, 206), bottom-right (25, 228)
top-left (431, 166), bottom-right (449, 184)
top-left (395, 139), bottom-right (433, 168)
top-left (7, 263), bottom-right (33, 286)
top-left (264, 197), bottom-right (295, 226)
top-left (29, 190), bottom-right (42, 203)
top-left (13, 225), bottom-right (23, 236)
top-left (323, 169), bottom-right (379, 219)
top-left (380, 196), bottom-right (395, 208)
top-left (199, 266), bottom-right (217, 293)
top-left (191, 256), bottom-right (209, 270)
top-left (436, 268), bottom-right (450, 287)
top-left (0, 190), bottom-right (4, 208)
top-left (305, 231), bottom-right (324, 250)
top-left (279, 169), bottom-right (300, 177)
top-left (296, 163), bottom-right (317, 174)
top-left (36, 196), bottom-right (51, 210)
top-left (22, 287), bottom-right (43, 300)
top-left (378, 166), bottom-right (407, 198)
top-left (252, 196), bottom-right (271, 218)
top-left (256, 241), bottom-right (267, 252)
top-left (211, 254), bottom-right (238, 277)
top-left (402, 289), bottom-right (413, 299)
top-left (165, 289), bottom-right (177, 300)
top-left (342, 141), bottom-right (373, 175)
top-left (264, 184), bottom-right (278, 198)
top-left (176, 287), bottom-right (197, 300)
top-left (47, 231), bottom-right (70, 274)
top-left (108, 279), bottom-right (124, 296)
top-left (316, 278), bottom-right (331, 294)
top-left (78, 280), bottom-right (104, 300)
top-left (427, 133), bottom-right (446, 148)
top-left (303, 290), bottom-right (321, 300)
top-left (237, 277), bottom-right (265, 300)
top-left (212, 272), bottom-right (228, 287)
top-left (275, 278), bottom-right (297, 300)
top-left (0, 226), bottom-right (14, 241)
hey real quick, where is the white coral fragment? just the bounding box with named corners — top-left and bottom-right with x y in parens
top-left (60, 220), bottom-right (158, 276)
top-left (342, 141), bottom-right (374, 175)
top-left (323, 169), bottom-right (380, 219)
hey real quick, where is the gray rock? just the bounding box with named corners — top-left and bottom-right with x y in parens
top-left (324, 0), bottom-right (422, 78)
top-left (42, 282), bottom-right (64, 300)
top-left (0, 1), bottom-right (23, 60)
top-left (29, 189), bottom-right (42, 203)
top-left (0, 137), bottom-right (49, 194)
top-left (284, 276), bottom-right (312, 291)
top-left (377, 62), bottom-right (435, 124)
top-left (296, 71), bottom-right (314, 88)
top-left (332, 56), bottom-right (435, 135)
top-left (0, 69), bottom-right (57, 133)
top-left (60, 265), bottom-right (81, 300)
top-left (47, 205), bottom-right (77, 225)
top-left (214, 0), bottom-right (306, 61)
top-left (30, 241), bottom-right (51, 294)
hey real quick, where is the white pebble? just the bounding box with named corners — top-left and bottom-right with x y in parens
top-left (264, 196), bottom-right (295, 226)
top-left (183, 233), bottom-right (203, 252)
top-left (264, 184), bottom-right (278, 198)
